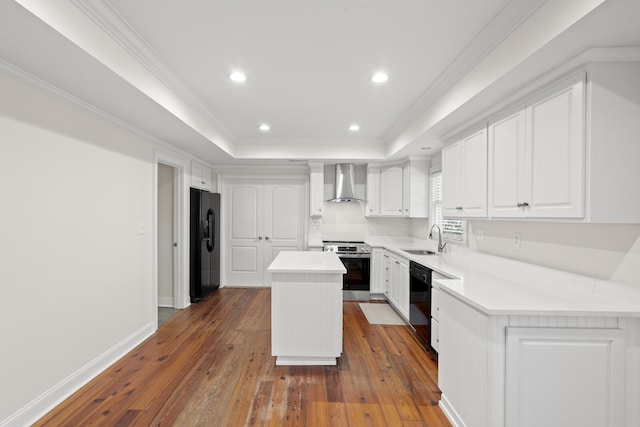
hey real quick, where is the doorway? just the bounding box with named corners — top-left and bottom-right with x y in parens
top-left (157, 163), bottom-right (178, 324)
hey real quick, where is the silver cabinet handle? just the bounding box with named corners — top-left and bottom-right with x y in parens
top-left (258, 236), bottom-right (263, 240)
top-left (265, 236), bottom-right (270, 241)
top-left (456, 206), bottom-right (463, 210)
top-left (517, 202), bottom-right (530, 208)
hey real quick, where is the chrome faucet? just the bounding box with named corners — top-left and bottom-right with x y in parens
top-left (429, 224), bottom-right (447, 253)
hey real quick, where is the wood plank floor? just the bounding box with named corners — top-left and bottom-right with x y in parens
top-left (35, 288), bottom-right (451, 426)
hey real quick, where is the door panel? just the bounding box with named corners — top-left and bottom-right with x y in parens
top-left (223, 179), bottom-right (305, 287)
top-left (225, 183), bottom-right (264, 286)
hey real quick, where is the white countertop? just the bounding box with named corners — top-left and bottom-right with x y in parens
top-left (268, 251), bottom-right (346, 274)
top-left (364, 236), bottom-right (640, 317)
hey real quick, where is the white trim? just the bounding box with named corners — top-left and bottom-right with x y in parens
top-left (0, 58), bottom-right (215, 170)
top-left (157, 297), bottom-right (175, 307)
top-left (154, 150), bottom-right (191, 313)
top-left (439, 47), bottom-right (640, 143)
top-left (438, 394), bottom-right (467, 427)
top-left (0, 322), bottom-right (154, 427)
top-left (385, 0), bottom-right (547, 142)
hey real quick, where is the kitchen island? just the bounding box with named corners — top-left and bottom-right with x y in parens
top-left (267, 251), bottom-right (346, 365)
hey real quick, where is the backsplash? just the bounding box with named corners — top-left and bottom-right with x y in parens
top-left (308, 202), bottom-right (411, 241)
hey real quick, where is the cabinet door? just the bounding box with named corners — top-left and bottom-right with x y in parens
top-left (525, 77), bottom-right (585, 218)
top-left (370, 248), bottom-right (384, 294)
top-left (460, 129), bottom-right (487, 217)
top-left (442, 142), bottom-right (462, 217)
top-left (506, 327), bottom-right (625, 427)
top-left (488, 109), bottom-right (527, 217)
top-left (366, 164), bottom-right (381, 217)
top-left (380, 165), bottom-right (403, 216)
top-left (397, 258), bottom-right (410, 320)
top-left (309, 163), bottom-right (324, 217)
top-left (191, 161), bottom-right (211, 190)
top-left (402, 159), bottom-right (430, 218)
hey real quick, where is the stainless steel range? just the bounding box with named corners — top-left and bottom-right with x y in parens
top-left (323, 241), bottom-right (371, 301)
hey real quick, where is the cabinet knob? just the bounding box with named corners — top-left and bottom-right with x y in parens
top-left (456, 206), bottom-right (463, 210)
top-left (517, 202), bottom-right (530, 208)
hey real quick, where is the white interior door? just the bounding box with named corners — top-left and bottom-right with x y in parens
top-left (225, 182), bottom-right (264, 287)
top-left (223, 178), bottom-right (306, 287)
top-left (263, 182), bottom-right (305, 286)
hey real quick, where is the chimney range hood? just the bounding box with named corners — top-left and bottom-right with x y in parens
top-left (327, 163), bottom-right (367, 203)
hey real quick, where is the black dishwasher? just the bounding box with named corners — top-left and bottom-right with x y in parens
top-left (409, 261), bottom-right (433, 352)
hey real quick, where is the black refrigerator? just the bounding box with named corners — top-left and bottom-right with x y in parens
top-left (190, 188), bottom-right (220, 303)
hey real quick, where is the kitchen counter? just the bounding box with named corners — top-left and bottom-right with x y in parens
top-left (365, 236), bottom-right (640, 316)
top-left (365, 237), bottom-right (640, 427)
top-left (268, 251), bottom-right (345, 366)
top-left (268, 250), bottom-right (346, 274)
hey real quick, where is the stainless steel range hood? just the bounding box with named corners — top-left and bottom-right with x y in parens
top-left (327, 163), bottom-right (367, 203)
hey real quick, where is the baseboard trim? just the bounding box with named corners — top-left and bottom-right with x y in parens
top-left (439, 393), bottom-right (467, 427)
top-left (0, 322), bottom-right (155, 427)
top-left (157, 297), bottom-right (174, 307)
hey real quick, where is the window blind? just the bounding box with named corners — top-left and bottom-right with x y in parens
top-left (431, 171), bottom-right (465, 242)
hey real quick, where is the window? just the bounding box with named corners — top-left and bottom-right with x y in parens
top-left (431, 171), bottom-right (466, 242)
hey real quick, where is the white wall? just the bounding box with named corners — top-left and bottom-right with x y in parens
top-left (308, 202), bottom-right (410, 242)
top-left (0, 73), bottom-right (155, 423)
top-left (468, 221), bottom-right (640, 286)
top-left (157, 163), bottom-right (174, 306)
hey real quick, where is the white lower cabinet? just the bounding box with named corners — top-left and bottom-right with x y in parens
top-left (370, 248), bottom-right (384, 294)
top-left (430, 284), bottom-right (440, 352)
top-left (505, 327), bottom-right (625, 427)
top-left (438, 290), bottom-right (638, 427)
top-left (383, 250), bottom-right (409, 321)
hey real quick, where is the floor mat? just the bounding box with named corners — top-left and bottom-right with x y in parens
top-left (359, 303), bottom-right (406, 325)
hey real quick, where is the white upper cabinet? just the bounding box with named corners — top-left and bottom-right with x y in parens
top-left (191, 160), bottom-right (211, 190)
top-left (442, 128), bottom-right (488, 218)
top-left (365, 163), bottom-right (381, 217)
top-left (308, 162), bottom-right (324, 217)
top-left (485, 60), bottom-right (640, 223)
top-left (525, 75), bottom-right (585, 218)
top-left (488, 109), bottom-right (527, 217)
top-left (379, 164), bottom-right (404, 216)
top-left (489, 74), bottom-right (586, 219)
top-left (402, 158), bottom-right (430, 218)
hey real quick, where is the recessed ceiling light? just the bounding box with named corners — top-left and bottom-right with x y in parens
top-left (371, 72), bottom-right (389, 83)
top-left (348, 124), bottom-right (360, 132)
top-left (421, 146), bottom-right (432, 150)
top-left (258, 123), bottom-right (270, 132)
top-left (229, 71), bottom-right (247, 82)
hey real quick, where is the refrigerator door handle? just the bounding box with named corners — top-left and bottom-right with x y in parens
top-left (206, 208), bottom-right (214, 253)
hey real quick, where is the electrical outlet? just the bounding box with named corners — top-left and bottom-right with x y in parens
top-left (402, 223), bottom-right (408, 232)
top-left (513, 232), bottom-right (521, 247)
top-left (476, 229), bottom-right (484, 241)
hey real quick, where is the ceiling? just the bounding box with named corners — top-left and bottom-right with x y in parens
top-left (1, 0), bottom-right (639, 165)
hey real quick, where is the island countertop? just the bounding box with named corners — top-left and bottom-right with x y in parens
top-left (268, 251), bottom-right (346, 274)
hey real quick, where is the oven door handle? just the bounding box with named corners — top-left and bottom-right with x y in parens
top-left (336, 254), bottom-right (371, 259)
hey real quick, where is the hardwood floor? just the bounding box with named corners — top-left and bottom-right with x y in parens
top-left (35, 288), bottom-right (451, 426)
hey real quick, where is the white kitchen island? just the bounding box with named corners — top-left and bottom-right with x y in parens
top-left (267, 251), bottom-right (346, 366)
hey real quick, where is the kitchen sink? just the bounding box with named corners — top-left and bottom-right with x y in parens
top-left (401, 249), bottom-right (436, 255)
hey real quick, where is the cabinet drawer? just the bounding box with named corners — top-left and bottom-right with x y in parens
top-left (431, 318), bottom-right (440, 352)
top-left (432, 287), bottom-right (441, 322)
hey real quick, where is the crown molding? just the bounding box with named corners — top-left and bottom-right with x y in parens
top-left (0, 58), bottom-right (215, 167)
top-left (383, 0), bottom-right (547, 143)
top-left (438, 46), bottom-right (640, 143)
top-left (69, 0), bottom-right (237, 144)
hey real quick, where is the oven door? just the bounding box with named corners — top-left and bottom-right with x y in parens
top-left (339, 255), bottom-right (370, 291)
